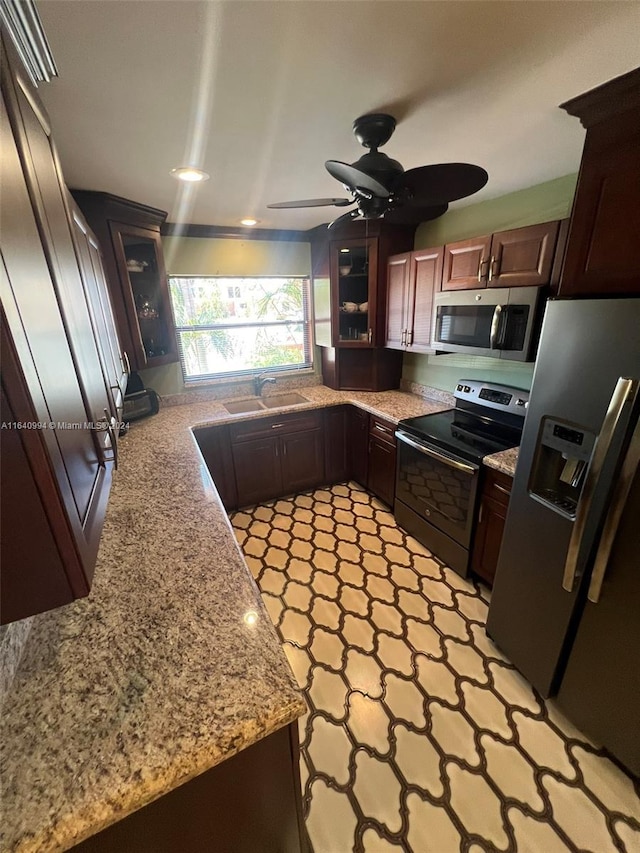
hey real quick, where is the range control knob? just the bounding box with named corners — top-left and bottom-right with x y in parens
top-left (457, 384), bottom-right (464, 391)
top-left (464, 385), bottom-right (471, 393)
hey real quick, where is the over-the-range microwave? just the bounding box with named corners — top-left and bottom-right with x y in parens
top-left (431, 286), bottom-right (544, 362)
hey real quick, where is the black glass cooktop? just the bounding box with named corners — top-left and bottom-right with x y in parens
top-left (397, 408), bottom-right (522, 464)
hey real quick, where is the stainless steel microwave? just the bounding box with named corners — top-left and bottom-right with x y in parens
top-left (432, 286), bottom-right (544, 362)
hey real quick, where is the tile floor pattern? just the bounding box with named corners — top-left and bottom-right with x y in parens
top-left (230, 483), bottom-right (640, 853)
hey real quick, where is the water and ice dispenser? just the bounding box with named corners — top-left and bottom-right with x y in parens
top-left (529, 418), bottom-right (596, 517)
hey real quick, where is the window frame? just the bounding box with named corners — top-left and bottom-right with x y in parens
top-left (168, 274), bottom-right (314, 382)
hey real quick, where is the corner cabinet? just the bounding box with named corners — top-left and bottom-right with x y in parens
top-left (72, 191), bottom-right (179, 371)
top-left (386, 247), bottom-right (444, 352)
top-left (312, 221), bottom-right (415, 391)
top-left (558, 66), bottom-right (640, 297)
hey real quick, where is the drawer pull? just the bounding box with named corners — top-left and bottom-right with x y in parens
top-left (493, 483), bottom-right (511, 496)
top-left (271, 423), bottom-right (285, 429)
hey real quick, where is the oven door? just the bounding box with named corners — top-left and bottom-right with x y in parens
top-left (432, 286), bottom-right (542, 361)
top-left (395, 430), bottom-right (480, 548)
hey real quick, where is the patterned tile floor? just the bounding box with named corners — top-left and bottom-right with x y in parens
top-left (230, 483), bottom-right (640, 853)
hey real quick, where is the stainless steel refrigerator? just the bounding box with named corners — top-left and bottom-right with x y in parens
top-left (487, 297), bottom-right (640, 776)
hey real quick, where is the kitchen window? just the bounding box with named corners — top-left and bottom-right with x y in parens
top-left (168, 276), bottom-right (313, 380)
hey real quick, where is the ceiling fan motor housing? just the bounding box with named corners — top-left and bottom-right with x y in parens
top-left (352, 113), bottom-right (397, 149)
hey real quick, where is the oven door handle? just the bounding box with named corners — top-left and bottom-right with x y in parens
top-left (395, 431), bottom-right (478, 475)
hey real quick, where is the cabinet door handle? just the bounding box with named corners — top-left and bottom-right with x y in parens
top-left (478, 502), bottom-right (483, 524)
top-left (274, 443), bottom-right (279, 457)
top-left (488, 255), bottom-right (500, 283)
top-left (477, 258), bottom-right (489, 282)
top-left (368, 328), bottom-right (372, 344)
top-left (103, 408), bottom-right (118, 470)
top-left (401, 329), bottom-right (406, 346)
top-left (282, 442), bottom-right (287, 456)
top-left (122, 350), bottom-right (131, 375)
top-left (407, 329), bottom-right (413, 346)
top-left (494, 483), bottom-right (511, 496)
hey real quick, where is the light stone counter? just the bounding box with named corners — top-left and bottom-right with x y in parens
top-left (484, 446), bottom-right (519, 477)
top-left (0, 385), bottom-right (452, 853)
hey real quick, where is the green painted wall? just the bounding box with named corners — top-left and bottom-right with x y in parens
top-left (414, 173), bottom-right (578, 249)
top-left (406, 174), bottom-right (578, 394)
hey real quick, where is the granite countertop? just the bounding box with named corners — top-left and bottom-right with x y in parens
top-left (484, 446), bottom-right (519, 477)
top-left (0, 385), bottom-right (453, 853)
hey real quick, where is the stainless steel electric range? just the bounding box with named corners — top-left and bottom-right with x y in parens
top-left (394, 380), bottom-right (529, 577)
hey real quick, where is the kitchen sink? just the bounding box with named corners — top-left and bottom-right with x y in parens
top-left (223, 398), bottom-right (265, 414)
top-left (223, 392), bottom-right (309, 414)
top-left (261, 393), bottom-right (308, 408)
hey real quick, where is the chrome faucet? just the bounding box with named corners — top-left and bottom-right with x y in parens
top-left (253, 373), bottom-right (277, 396)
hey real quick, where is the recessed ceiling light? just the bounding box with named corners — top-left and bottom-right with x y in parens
top-left (240, 218), bottom-right (258, 226)
top-left (170, 167), bottom-right (210, 183)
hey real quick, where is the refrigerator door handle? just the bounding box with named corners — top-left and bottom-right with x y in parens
top-left (587, 411), bottom-right (640, 603)
top-left (562, 377), bottom-right (639, 593)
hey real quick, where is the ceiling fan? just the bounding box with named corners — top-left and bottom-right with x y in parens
top-left (267, 113), bottom-right (488, 229)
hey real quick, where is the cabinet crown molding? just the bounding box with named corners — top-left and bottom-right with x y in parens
top-left (560, 65), bottom-right (640, 129)
top-left (0, 2), bottom-right (57, 85)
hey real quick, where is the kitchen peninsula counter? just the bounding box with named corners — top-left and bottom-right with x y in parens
top-left (1, 385), bottom-right (452, 853)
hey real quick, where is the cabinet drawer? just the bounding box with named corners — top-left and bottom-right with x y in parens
top-left (229, 411), bottom-right (322, 443)
top-left (483, 468), bottom-right (513, 506)
top-left (369, 414), bottom-right (397, 445)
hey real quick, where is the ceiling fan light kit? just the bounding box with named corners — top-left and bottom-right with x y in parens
top-left (267, 112), bottom-right (488, 229)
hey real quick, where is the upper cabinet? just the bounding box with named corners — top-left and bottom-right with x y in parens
top-left (386, 247), bottom-right (444, 352)
top-left (72, 191), bottom-right (179, 371)
top-left (312, 220), bottom-right (414, 391)
top-left (1, 34), bottom-right (120, 623)
top-left (442, 221), bottom-right (563, 291)
top-left (558, 67), bottom-right (640, 297)
top-left (330, 237), bottom-right (378, 346)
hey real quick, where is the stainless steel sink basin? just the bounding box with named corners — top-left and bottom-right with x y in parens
top-left (223, 398), bottom-right (265, 414)
top-left (261, 393), bottom-right (308, 408)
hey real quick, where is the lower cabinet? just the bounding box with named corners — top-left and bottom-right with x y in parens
top-left (367, 415), bottom-right (397, 508)
top-left (196, 405), bottom-right (402, 513)
top-left (347, 406), bottom-right (369, 488)
top-left (471, 468), bottom-right (513, 587)
top-left (72, 722), bottom-right (308, 853)
top-left (220, 412), bottom-right (325, 509)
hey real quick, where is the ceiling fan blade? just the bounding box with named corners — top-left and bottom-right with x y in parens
top-left (325, 160), bottom-right (390, 198)
top-left (327, 208), bottom-right (361, 230)
top-left (383, 203), bottom-right (449, 225)
top-left (267, 197), bottom-right (352, 209)
top-left (395, 163), bottom-right (488, 205)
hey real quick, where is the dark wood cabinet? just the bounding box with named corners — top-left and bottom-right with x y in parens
top-left (193, 424), bottom-right (238, 511)
top-left (72, 191), bottom-right (179, 371)
top-left (442, 222), bottom-right (563, 291)
top-left (346, 406), bottom-right (369, 488)
top-left (471, 468), bottom-right (513, 587)
top-left (69, 201), bottom-right (128, 422)
top-left (281, 428), bottom-right (324, 495)
top-left (386, 246), bottom-right (443, 352)
top-left (228, 411), bottom-right (324, 508)
top-left (232, 436), bottom-right (283, 508)
top-left (324, 406), bottom-right (349, 483)
top-left (442, 235), bottom-right (492, 290)
top-left (487, 221), bottom-right (560, 288)
top-left (1, 39), bottom-right (115, 623)
top-left (558, 67), bottom-right (640, 297)
top-left (312, 220), bottom-right (414, 391)
top-left (73, 722), bottom-right (308, 853)
top-left (366, 414), bottom-right (397, 508)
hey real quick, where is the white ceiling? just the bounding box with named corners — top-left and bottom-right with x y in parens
top-left (36, 1), bottom-right (640, 232)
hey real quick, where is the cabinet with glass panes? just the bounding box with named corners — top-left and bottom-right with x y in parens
top-left (71, 191), bottom-right (179, 371)
top-left (330, 237), bottom-right (378, 346)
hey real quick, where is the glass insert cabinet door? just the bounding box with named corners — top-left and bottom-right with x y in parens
top-left (109, 222), bottom-right (178, 368)
top-left (330, 237), bottom-right (379, 347)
